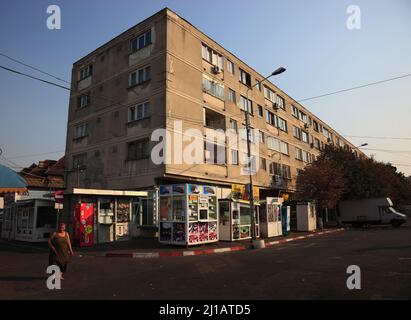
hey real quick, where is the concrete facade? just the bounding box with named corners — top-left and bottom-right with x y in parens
top-left (65, 8), bottom-right (360, 196)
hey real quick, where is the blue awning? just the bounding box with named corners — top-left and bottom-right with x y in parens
top-left (0, 164), bottom-right (27, 193)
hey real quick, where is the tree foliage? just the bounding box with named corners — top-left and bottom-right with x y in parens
top-left (296, 145), bottom-right (411, 208)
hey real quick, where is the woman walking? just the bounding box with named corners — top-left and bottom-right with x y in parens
top-left (48, 222), bottom-right (74, 280)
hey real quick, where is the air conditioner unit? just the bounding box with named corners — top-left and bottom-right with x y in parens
top-left (310, 143), bottom-right (314, 148)
top-left (272, 103), bottom-right (279, 111)
top-left (327, 138), bottom-right (332, 143)
top-left (304, 123), bottom-right (310, 129)
top-left (211, 66), bottom-right (221, 74)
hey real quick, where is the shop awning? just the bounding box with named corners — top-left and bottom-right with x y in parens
top-left (0, 164), bottom-right (27, 194)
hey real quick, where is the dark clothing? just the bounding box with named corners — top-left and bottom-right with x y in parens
top-left (49, 232), bottom-right (71, 272)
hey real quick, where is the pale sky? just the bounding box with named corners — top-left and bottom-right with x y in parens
top-left (0, 0), bottom-right (410, 175)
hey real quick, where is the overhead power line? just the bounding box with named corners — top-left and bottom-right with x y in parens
top-left (362, 148), bottom-right (411, 153)
top-left (7, 150), bottom-right (65, 160)
top-left (0, 51), bottom-right (71, 84)
top-left (298, 73), bottom-right (411, 102)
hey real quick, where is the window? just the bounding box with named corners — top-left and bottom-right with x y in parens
top-left (260, 158), bottom-right (266, 171)
top-left (265, 110), bottom-right (277, 126)
top-left (301, 130), bottom-right (309, 143)
top-left (128, 101), bottom-right (150, 122)
top-left (73, 123), bottom-right (88, 139)
top-left (276, 96), bottom-right (285, 110)
top-left (323, 127), bottom-right (332, 141)
top-left (267, 136), bottom-right (289, 155)
top-left (128, 140), bottom-right (149, 160)
top-left (314, 138), bottom-right (321, 149)
top-left (277, 117), bottom-right (287, 132)
top-left (77, 94), bottom-right (90, 109)
top-left (282, 165), bottom-right (291, 179)
top-left (79, 65), bottom-right (92, 81)
top-left (239, 68), bottom-right (251, 86)
top-left (130, 29), bottom-right (152, 53)
top-left (295, 147), bottom-right (303, 161)
top-left (228, 88), bottom-right (236, 103)
top-left (256, 80), bottom-right (262, 91)
top-left (293, 126), bottom-right (302, 140)
top-left (313, 120), bottom-right (319, 132)
top-left (299, 111), bottom-right (308, 123)
top-left (203, 76), bottom-right (225, 100)
top-left (302, 150), bottom-right (311, 163)
top-left (129, 66), bottom-right (151, 86)
top-left (257, 105), bottom-right (263, 117)
top-left (72, 153), bottom-right (87, 169)
top-left (231, 149), bottom-right (239, 165)
top-left (202, 44), bottom-right (224, 70)
top-left (205, 142), bottom-right (225, 164)
top-left (241, 127), bottom-right (255, 143)
top-left (229, 119), bottom-right (238, 132)
top-left (259, 130), bottom-right (265, 143)
top-left (239, 95), bottom-right (253, 113)
top-left (291, 105), bottom-right (299, 118)
top-left (227, 60), bottom-right (234, 74)
top-left (263, 86), bottom-right (276, 102)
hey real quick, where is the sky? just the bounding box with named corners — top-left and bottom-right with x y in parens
top-left (0, 0), bottom-right (410, 175)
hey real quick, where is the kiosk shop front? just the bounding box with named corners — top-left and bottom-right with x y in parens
top-left (219, 199), bottom-right (260, 241)
top-left (158, 184), bottom-right (218, 246)
top-left (260, 197), bottom-right (283, 238)
top-left (296, 201), bottom-right (317, 232)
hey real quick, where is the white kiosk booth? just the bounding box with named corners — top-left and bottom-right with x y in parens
top-left (158, 184), bottom-right (218, 246)
top-left (297, 201), bottom-right (317, 231)
top-left (219, 199), bottom-right (260, 241)
top-left (260, 197), bottom-right (283, 238)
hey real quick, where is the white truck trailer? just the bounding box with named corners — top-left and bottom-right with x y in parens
top-left (338, 197), bottom-right (407, 227)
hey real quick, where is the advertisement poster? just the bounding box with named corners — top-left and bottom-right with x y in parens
top-left (188, 223), bottom-right (198, 244)
top-left (188, 184), bottom-right (200, 194)
top-left (240, 226), bottom-right (250, 239)
top-left (188, 195), bottom-right (198, 221)
top-left (199, 222), bottom-right (208, 242)
top-left (73, 203), bottom-right (94, 247)
top-left (160, 222), bottom-right (172, 242)
top-left (160, 197), bottom-right (171, 221)
top-left (208, 221), bottom-right (217, 241)
top-left (172, 184), bottom-right (185, 195)
top-left (173, 222), bottom-right (185, 243)
top-left (159, 185), bottom-right (172, 195)
top-left (202, 185), bottom-right (216, 195)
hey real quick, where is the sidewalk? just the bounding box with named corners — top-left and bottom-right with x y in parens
top-left (77, 227), bottom-right (345, 258)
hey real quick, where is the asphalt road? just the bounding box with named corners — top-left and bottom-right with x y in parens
top-left (1, 223), bottom-right (410, 299)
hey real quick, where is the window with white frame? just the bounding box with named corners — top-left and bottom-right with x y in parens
top-left (302, 150), bottom-right (311, 163)
top-left (263, 86), bottom-right (276, 102)
top-left (73, 123), bottom-right (88, 139)
top-left (227, 60), bottom-right (234, 74)
top-left (203, 76), bottom-right (225, 100)
top-left (129, 66), bottom-right (151, 87)
top-left (301, 130), bottom-right (309, 143)
top-left (257, 105), bottom-right (263, 117)
top-left (260, 157), bottom-right (266, 170)
top-left (77, 94), bottom-right (90, 109)
top-left (228, 88), bottom-right (236, 103)
top-left (295, 147), bottom-right (303, 161)
top-left (299, 110), bottom-right (308, 123)
top-left (276, 95), bottom-right (285, 110)
top-left (312, 120), bottom-right (319, 132)
top-left (79, 65), bottom-right (92, 81)
top-left (266, 109), bottom-right (277, 126)
top-left (241, 126), bottom-right (255, 143)
top-left (239, 68), bottom-right (251, 87)
top-left (202, 44), bottom-right (224, 70)
top-left (278, 117), bottom-right (287, 132)
top-left (239, 95), bottom-right (253, 113)
top-left (128, 101), bottom-right (150, 122)
top-left (130, 29), bottom-right (152, 53)
top-left (259, 130), bottom-right (265, 143)
top-left (267, 136), bottom-right (289, 155)
top-left (229, 119), bottom-right (238, 132)
top-left (293, 126), bottom-right (302, 140)
top-left (314, 138), bottom-right (321, 149)
top-left (256, 80), bottom-right (262, 91)
top-left (291, 105), bottom-right (299, 118)
top-left (230, 149), bottom-right (239, 165)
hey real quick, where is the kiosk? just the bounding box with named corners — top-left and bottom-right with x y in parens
top-left (260, 197), bottom-right (283, 238)
top-left (219, 199), bottom-right (260, 241)
top-left (296, 201), bottom-right (317, 231)
top-left (158, 184), bottom-right (218, 246)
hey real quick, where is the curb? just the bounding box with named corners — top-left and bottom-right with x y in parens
top-left (104, 228), bottom-right (345, 259)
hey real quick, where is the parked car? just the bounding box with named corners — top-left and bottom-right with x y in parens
top-left (338, 197), bottom-right (407, 227)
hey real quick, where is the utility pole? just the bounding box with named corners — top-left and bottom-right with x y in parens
top-left (244, 67), bottom-right (286, 242)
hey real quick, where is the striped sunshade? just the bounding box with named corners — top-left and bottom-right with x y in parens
top-left (0, 164), bottom-right (27, 194)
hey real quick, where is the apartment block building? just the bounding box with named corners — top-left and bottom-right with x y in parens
top-left (65, 7), bottom-right (359, 199)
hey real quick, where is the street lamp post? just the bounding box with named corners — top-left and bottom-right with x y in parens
top-left (244, 67), bottom-right (286, 242)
